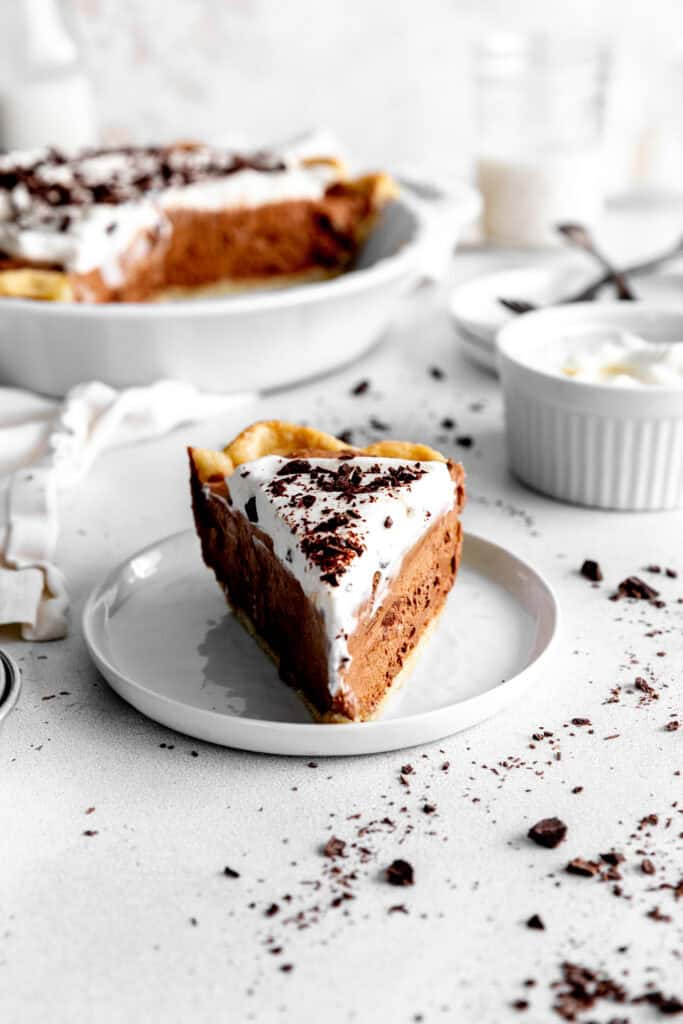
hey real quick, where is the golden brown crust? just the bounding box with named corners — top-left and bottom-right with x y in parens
top-left (189, 420), bottom-right (448, 487)
top-left (0, 267), bottom-right (74, 301)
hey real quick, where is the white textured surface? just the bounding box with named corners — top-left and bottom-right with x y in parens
top-left (1, 240), bottom-right (682, 1021)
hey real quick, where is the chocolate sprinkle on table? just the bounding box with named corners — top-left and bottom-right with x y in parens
top-left (528, 817), bottom-right (567, 849)
top-left (322, 836), bottom-right (346, 859)
top-left (580, 559), bottom-right (603, 582)
top-left (566, 857), bottom-right (601, 877)
top-left (386, 858), bottom-right (414, 886)
top-left (612, 575), bottom-right (660, 601)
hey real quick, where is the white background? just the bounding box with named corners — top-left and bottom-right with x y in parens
top-left (2, 0), bottom-right (683, 189)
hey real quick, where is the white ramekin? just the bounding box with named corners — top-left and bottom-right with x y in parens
top-left (497, 303), bottom-right (683, 510)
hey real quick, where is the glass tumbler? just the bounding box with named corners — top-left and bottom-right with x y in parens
top-left (475, 33), bottom-right (609, 246)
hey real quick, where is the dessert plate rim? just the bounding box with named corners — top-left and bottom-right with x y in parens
top-left (0, 649), bottom-right (22, 732)
top-left (82, 528), bottom-right (559, 756)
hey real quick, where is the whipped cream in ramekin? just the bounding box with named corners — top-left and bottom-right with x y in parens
top-left (496, 304), bottom-right (683, 510)
top-left (554, 327), bottom-right (683, 387)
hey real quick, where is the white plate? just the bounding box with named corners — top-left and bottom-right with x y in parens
top-left (82, 529), bottom-right (559, 757)
top-left (450, 260), bottom-right (683, 373)
top-left (0, 649), bottom-right (22, 736)
top-left (0, 184), bottom-right (479, 397)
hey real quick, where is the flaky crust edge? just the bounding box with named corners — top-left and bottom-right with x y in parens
top-left (189, 419), bottom-right (449, 485)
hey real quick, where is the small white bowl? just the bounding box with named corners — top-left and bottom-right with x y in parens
top-left (497, 303), bottom-right (683, 510)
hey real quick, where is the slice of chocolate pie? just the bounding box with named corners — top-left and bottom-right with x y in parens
top-left (189, 421), bottom-right (465, 723)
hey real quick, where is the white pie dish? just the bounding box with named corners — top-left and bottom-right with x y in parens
top-left (497, 303), bottom-right (683, 510)
top-left (82, 529), bottom-right (558, 757)
top-left (0, 183), bottom-right (479, 397)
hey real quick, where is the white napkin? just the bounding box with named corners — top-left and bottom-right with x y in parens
top-left (0, 380), bottom-right (247, 641)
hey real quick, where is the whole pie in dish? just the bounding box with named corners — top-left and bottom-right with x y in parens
top-left (189, 421), bottom-right (466, 723)
top-left (0, 144), bottom-right (397, 303)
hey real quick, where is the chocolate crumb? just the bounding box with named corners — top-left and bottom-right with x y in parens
top-left (580, 559), bottom-right (603, 582)
top-left (264, 903), bottom-right (279, 917)
top-left (613, 575), bottom-right (660, 601)
top-left (386, 858), bottom-right (414, 886)
top-left (647, 905), bottom-right (672, 923)
top-left (634, 990), bottom-right (683, 1014)
top-left (600, 850), bottom-right (625, 866)
top-left (665, 720), bottom-right (680, 732)
top-left (525, 913), bottom-right (545, 930)
top-left (322, 836), bottom-right (346, 859)
top-left (571, 786), bottom-right (583, 794)
top-left (528, 817), bottom-right (567, 849)
top-left (566, 857), bottom-right (601, 877)
top-left (455, 435), bottom-right (473, 448)
top-left (82, 829), bottom-right (98, 837)
top-left (384, 516), bottom-right (393, 528)
top-left (351, 379), bottom-right (369, 396)
top-left (422, 803), bottom-right (437, 815)
top-left (223, 866), bottom-right (240, 878)
top-left (440, 417), bottom-right (455, 429)
top-left (512, 1000), bottom-right (529, 1012)
top-left (641, 858), bottom-right (656, 875)
top-left (571, 717), bottom-right (591, 726)
top-left (429, 366), bottom-right (444, 380)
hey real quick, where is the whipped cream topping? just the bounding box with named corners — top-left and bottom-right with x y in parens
top-left (555, 327), bottom-right (683, 387)
top-left (217, 454), bottom-right (455, 695)
top-left (0, 144), bottom-right (340, 276)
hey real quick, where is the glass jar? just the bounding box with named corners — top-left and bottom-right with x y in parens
top-left (475, 33), bottom-right (609, 246)
top-left (2, 0), bottom-right (97, 151)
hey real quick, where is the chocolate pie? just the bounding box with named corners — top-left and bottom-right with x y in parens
top-left (189, 421), bottom-right (465, 723)
top-left (0, 144), bottom-right (397, 303)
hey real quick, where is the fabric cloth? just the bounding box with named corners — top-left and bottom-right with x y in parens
top-left (0, 381), bottom-right (245, 641)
